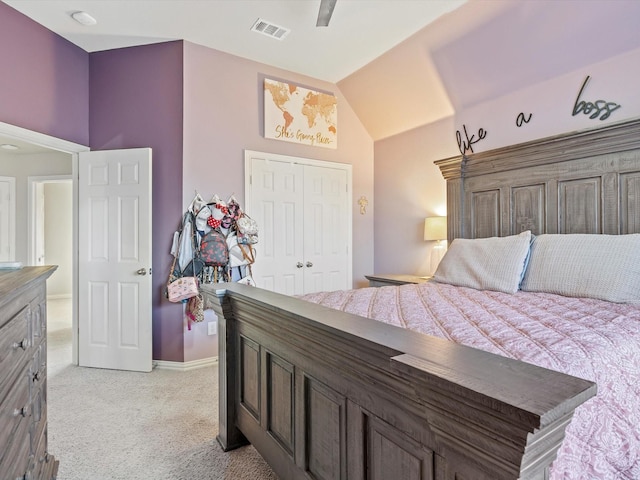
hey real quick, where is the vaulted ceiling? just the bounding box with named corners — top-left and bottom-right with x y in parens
top-left (3, 0), bottom-right (465, 82)
top-left (5, 0), bottom-right (640, 142)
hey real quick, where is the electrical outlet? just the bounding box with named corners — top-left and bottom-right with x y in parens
top-left (207, 321), bottom-right (217, 336)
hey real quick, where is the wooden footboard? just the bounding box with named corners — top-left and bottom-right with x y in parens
top-left (202, 283), bottom-right (596, 480)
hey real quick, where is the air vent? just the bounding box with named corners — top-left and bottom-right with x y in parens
top-left (251, 18), bottom-right (290, 40)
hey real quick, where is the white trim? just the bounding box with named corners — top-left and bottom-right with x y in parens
top-left (0, 122), bottom-right (88, 367)
top-left (47, 294), bottom-right (72, 301)
top-left (153, 357), bottom-right (218, 371)
top-left (244, 149), bottom-right (351, 170)
top-left (0, 121), bottom-right (89, 154)
top-left (0, 176), bottom-right (16, 262)
top-left (27, 175), bottom-right (73, 265)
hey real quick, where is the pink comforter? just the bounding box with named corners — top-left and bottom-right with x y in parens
top-left (300, 282), bottom-right (640, 480)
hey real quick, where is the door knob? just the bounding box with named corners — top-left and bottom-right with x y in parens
top-left (136, 268), bottom-right (147, 275)
top-left (296, 262), bottom-right (303, 268)
top-left (306, 261), bottom-right (313, 268)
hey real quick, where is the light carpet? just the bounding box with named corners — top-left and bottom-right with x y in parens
top-left (46, 303), bottom-right (277, 480)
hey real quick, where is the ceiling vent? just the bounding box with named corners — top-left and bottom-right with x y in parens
top-left (251, 18), bottom-right (290, 40)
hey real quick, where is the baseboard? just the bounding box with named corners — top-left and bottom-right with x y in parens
top-left (153, 357), bottom-right (218, 371)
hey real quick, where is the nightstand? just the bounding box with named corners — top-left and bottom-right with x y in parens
top-left (365, 274), bottom-right (432, 287)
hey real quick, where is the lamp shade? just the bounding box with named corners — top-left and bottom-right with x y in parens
top-left (424, 216), bottom-right (447, 241)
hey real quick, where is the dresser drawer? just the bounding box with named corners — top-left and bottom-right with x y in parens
top-left (32, 424), bottom-right (58, 480)
top-left (31, 381), bottom-right (46, 455)
top-left (0, 424), bottom-right (31, 480)
top-left (0, 370), bottom-right (31, 463)
top-left (31, 298), bottom-right (47, 348)
top-left (30, 343), bottom-right (47, 396)
top-left (0, 267), bottom-right (58, 479)
top-left (0, 306), bottom-right (31, 393)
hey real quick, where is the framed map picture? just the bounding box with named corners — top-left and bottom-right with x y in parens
top-left (264, 78), bottom-right (337, 149)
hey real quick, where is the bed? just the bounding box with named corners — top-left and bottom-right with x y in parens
top-left (201, 117), bottom-right (640, 480)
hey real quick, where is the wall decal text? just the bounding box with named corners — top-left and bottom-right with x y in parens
top-left (456, 125), bottom-right (487, 155)
top-left (572, 76), bottom-right (621, 121)
top-left (516, 112), bottom-right (533, 127)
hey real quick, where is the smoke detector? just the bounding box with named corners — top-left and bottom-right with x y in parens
top-left (251, 18), bottom-right (290, 40)
top-left (71, 11), bottom-right (97, 26)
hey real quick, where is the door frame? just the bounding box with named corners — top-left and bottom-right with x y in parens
top-left (0, 121), bottom-right (89, 365)
top-left (244, 150), bottom-right (353, 290)
top-left (0, 175), bottom-right (16, 262)
top-left (27, 175), bottom-right (73, 266)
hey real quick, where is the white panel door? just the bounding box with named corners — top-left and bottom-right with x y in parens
top-left (78, 148), bottom-right (153, 372)
top-left (0, 176), bottom-right (15, 262)
top-left (304, 165), bottom-right (349, 293)
top-left (246, 151), bottom-right (351, 295)
top-left (249, 157), bottom-right (305, 295)
top-left (33, 182), bottom-right (45, 265)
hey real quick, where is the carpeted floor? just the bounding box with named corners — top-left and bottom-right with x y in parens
top-left (46, 300), bottom-right (278, 480)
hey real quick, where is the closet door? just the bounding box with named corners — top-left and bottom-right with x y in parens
top-left (249, 157), bottom-right (305, 295)
top-left (303, 165), bottom-right (349, 293)
top-left (246, 151), bottom-right (351, 295)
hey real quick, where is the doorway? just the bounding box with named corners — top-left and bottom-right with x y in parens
top-left (0, 121), bottom-right (89, 365)
top-left (28, 177), bottom-right (72, 282)
top-left (28, 177), bottom-right (73, 373)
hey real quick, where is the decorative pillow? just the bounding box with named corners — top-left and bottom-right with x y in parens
top-left (520, 234), bottom-right (640, 303)
top-left (434, 231), bottom-right (532, 294)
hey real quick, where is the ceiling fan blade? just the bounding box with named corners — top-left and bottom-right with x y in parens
top-left (316, 0), bottom-right (337, 27)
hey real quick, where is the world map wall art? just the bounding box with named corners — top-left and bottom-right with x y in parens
top-left (264, 78), bottom-right (337, 149)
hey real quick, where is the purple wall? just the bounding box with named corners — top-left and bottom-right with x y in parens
top-left (0, 2), bottom-right (89, 145)
top-left (89, 42), bottom-right (185, 362)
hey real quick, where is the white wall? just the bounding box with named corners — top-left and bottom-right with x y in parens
top-left (0, 150), bottom-right (72, 267)
top-left (374, 47), bottom-right (640, 277)
top-left (454, 48), bottom-right (640, 154)
top-left (44, 181), bottom-right (72, 297)
top-left (182, 42), bottom-right (375, 362)
top-left (182, 42), bottom-right (374, 287)
top-left (375, 118), bottom-right (456, 276)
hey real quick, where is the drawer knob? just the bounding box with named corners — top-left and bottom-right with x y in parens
top-left (13, 405), bottom-right (30, 418)
top-left (11, 338), bottom-right (30, 350)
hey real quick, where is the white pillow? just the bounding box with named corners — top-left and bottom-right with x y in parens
top-left (434, 231), bottom-right (532, 294)
top-left (520, 234), bottom-right (640, 303)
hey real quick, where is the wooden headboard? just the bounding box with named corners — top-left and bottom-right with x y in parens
top-left (436, 118), bottom-right (640, 241)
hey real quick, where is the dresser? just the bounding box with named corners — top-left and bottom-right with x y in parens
top-left (1, 266), bottom-right (58, 480)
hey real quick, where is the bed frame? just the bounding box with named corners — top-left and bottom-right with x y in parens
top-left (437, 117), bottom-right (640, 240)
top-left (201, 117), bottom-right (640, 480)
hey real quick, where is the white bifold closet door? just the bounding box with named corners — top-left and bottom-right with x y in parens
top-left (245, 151), bottom-right (352, 295)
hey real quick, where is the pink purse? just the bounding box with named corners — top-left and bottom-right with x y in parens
top-left (167, 276), bottom-right (199, 303)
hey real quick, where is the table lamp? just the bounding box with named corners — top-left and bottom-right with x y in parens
top-left (424, 216), bottom-right (447, 274)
